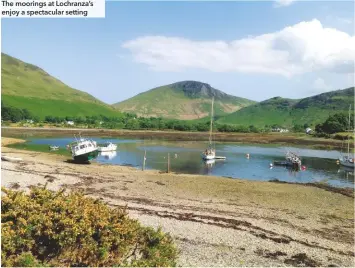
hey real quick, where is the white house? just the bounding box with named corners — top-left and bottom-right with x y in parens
top-left (66, 121), bottom-right (74, 126)
top-left (272, 128), bottom-right (289, 133)
top-left (306, 128), bottom-right (312, 134)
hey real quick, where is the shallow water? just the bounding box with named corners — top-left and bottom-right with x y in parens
top-left (29, 137), bottom-right (354, 188)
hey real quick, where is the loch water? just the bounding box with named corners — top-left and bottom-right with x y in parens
top-left (29, 137), bottom-right (354, 188)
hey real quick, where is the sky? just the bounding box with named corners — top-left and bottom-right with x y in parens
top-left (2, 0), bottom-right (355, 104)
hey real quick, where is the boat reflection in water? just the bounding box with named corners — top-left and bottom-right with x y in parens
top-left (204, 159), bottom-right (215, 174)
top-left (205, 159), bottom-right (215, 167)
top-left (100, 151), bottom-right (117, 160)
top-left (338, 166), bottom-right (355, 183)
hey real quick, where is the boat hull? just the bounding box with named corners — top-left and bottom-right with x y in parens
top-left (340, 160), bottom-right (354, 168)
top-left (73, 150), bottom-right (99, 162)
top-left (202, 154), bottom-right (215, 160)
top-left (98, 147), bottom-right (117, 152)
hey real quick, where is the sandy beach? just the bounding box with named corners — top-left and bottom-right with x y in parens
top-left (1, 137), bottom-right (354, 267)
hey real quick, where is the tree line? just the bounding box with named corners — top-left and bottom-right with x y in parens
top-left (2, 102), bottom-right (352, 135)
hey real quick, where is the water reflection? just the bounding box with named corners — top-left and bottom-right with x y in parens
top-left (100, 151), bottom-right (117, 160)
top-left (204, 159), bottom-right (215, 174)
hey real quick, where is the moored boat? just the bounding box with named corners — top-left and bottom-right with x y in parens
top-left (68, 135), bottom-right (99, 162)
top-left (339, 105), bottom-right (354, 169)
top-left (285, 151), bottom-right (302, 170)
top-left (274, 152), bottom-right (302, 170)
top-left (202, 97), bottom-right (224, 160)
top-left (98, 142), bottom-right (117, 152)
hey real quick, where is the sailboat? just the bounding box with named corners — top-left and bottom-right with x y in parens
top-left (339, 105), bottom-right (354, 168)
top-left (202, 97), bottom-right (216, 160)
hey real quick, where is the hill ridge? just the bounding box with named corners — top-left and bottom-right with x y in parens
top-left (217, 87), bottom-right (354, 127)
top-left (1, 53), bottom-right (123, 118)
top-left (113, 81), bottom-right (256, 120)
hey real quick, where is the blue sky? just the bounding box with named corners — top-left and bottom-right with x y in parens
top-left (2, 0), bottom-right (354, 103)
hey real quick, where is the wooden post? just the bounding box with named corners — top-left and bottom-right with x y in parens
top-left (142, 150), bottom-right (146, 171)
top-left (168, 153), bottom-right (170, 173)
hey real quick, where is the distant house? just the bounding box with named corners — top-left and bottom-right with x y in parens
top-left (66, 121), bottom-right (74, 126)
top-left (306, 128), bottom-right (312, 134)
top-left (272, 128), bottom-right (289, 133)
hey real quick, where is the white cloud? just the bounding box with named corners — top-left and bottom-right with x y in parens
top-left (312, 78), bottom-right (332, 92)
top-left (273, 0), bottom-right (296, 7)
top-left (122, 19), bottom-right (355, 77)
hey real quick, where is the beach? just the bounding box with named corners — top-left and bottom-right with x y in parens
top-left (1, 137), bottom-right (354, 267)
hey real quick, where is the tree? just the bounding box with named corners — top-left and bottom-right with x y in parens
top-left (126, 118), bottom-right (140, 130)
top-left (293, 124), bottom-right (304, 133)
top-left (315, 113), bottom-right (353, 134)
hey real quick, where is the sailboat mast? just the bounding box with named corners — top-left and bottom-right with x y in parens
top-left (209, 97), bottom-right (214, 146)
top-left (347, 104), bottom-right (351, 156)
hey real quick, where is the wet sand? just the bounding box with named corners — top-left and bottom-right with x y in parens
top-left (1, 137), bottom-right (354, 267)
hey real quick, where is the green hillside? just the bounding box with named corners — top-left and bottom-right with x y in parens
top-left (1, 53), bottom-right (123, 118)
top-left (217, 87), bottom-right (355, 127)
top-left (113, 81), bottom-right (256, 120)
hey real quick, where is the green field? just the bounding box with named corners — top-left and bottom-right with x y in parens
top-left (1, 53), bottom-right (123, 118)
top-left (7, 142), bottom-right (71, 156)
top-left (1, 95), bottom-right (123, 118)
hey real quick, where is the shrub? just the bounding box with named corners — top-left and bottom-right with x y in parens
top-left (1, 186), bottom-right (178, 267)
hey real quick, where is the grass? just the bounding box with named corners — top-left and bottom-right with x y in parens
top-left (2, 95), bottom-right (122, 118)
top-left (1, 53), bottom-right (123, 118)
top-left (7, 142), bottom-right (71, 157)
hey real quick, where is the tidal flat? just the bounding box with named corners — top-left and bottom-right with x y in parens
top-left (1, 137), bottom-right (354, 266)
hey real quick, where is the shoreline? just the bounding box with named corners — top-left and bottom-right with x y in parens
top-left (3, 136), bottom-right (354, 192)
top-left (2, 126), bottom-right (351, 150)
top-left (1, 137), bottom-right (354, 266)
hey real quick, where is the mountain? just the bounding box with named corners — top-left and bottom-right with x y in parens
top-left (217, 87), bottom-right (355, 127)
top-left (113, 81), bottom-right (256, 120)
top-left (1, 53), bottom-right (122, 118)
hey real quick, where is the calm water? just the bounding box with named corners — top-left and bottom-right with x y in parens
top-left (29, 137), bottom-right (354, 188)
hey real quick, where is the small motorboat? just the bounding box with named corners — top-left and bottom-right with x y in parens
top-left (98, 142), bottom-right (117, 152)
top-left (69, 135), bottom-right (99, 162)
top-left (273, 152), bottom-right (302, 170)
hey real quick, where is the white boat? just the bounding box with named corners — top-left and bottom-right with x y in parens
top-left (49, 145), bottom-right (59, 151)
top-left (339, 156), bottom-right (354, 168)
top-left (339, 105), bottom-right (354, 169)
top-left (68, 135), bottom-right (99, 162)
top-left (98, 142), bottom-right (117, 152)
top-left (202, 97), bottom-right (218, 160)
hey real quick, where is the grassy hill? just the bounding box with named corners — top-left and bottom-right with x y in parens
top-left (217, 87), bottom-right (355, 127)
top-left (1, 53), bottom-right (123, 118)
top-left (113, 81), bottom-right (256, 120)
